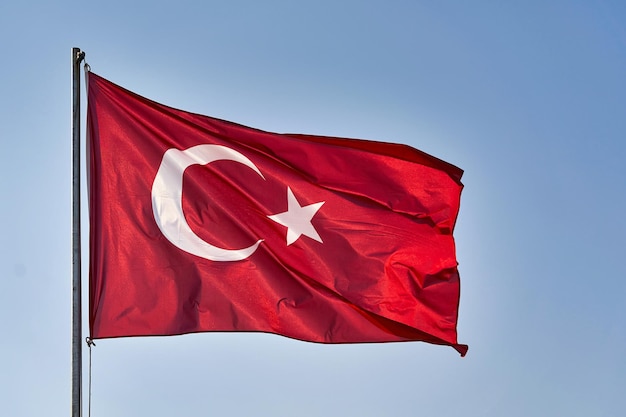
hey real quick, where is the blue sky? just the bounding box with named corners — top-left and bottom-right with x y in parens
top-left (1, 1), bottom-right (625, 416)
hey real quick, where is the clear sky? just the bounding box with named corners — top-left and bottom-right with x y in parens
top-left (1, 1), bottom-right (625, 416)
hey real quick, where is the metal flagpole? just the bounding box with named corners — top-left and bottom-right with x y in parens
top-left (72, 46), bottom-right (85, 417)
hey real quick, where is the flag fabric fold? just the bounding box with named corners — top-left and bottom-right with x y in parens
top-left (87, 71), bottom-right (467, 356)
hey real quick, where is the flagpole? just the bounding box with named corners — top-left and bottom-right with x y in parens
top-left (71, 46), bottom-right (85, 417)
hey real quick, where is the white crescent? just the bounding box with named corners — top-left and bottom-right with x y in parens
top-left (151, 144), bottom-right (265, 261)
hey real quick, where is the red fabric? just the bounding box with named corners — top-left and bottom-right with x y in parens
top-left (87, 72), bottom-right (467, 356)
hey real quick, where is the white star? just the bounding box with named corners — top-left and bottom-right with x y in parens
top-left (268, 187), bottom-right (325, 246)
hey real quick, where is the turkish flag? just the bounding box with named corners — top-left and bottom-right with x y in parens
top-left (87, 72), bottom-right (467, 356)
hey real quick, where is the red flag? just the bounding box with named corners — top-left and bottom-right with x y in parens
top-left (87, 72), bottom-right (467, 356)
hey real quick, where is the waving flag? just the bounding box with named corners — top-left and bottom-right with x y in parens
top-left (87, 72), bottom-right (467, 356)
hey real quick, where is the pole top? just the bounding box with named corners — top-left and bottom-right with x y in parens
top-left (73, 47), bottom-right (85, 64)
